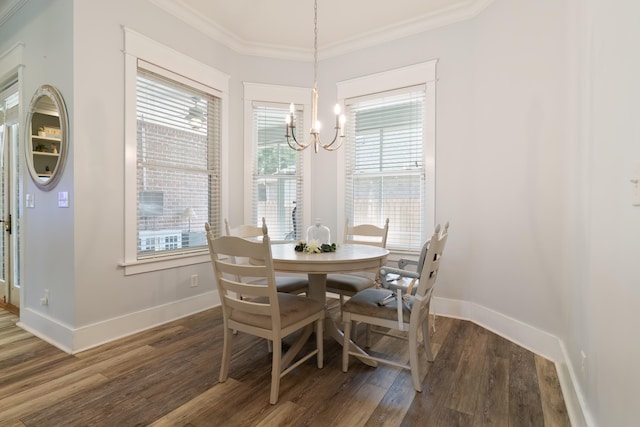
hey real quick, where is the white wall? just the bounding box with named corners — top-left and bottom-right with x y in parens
top-left (568, 0), bottom-right (640, 425)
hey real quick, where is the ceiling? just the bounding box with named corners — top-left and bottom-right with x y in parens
top-left (150, 0), bottom-right (495, 60)
top-left (0, 0), bottom-right (494, 60)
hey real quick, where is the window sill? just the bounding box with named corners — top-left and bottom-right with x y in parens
top-left (119, 250), bottom-right (210, 275)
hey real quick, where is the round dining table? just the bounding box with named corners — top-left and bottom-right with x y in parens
top-left (270, 243), bottom-right (389, 366)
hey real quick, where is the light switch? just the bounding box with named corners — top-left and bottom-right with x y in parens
top-left (58, 191), bottom-right (69, 208)
top-left (26, 194), bottom-right (35, 208)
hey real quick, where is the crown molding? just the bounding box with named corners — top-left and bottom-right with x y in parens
top-left (148, 0), bottom-right (311, 61)
top-left (322, 0), bottom-right (495, 59)
top-left (149, 0), bottom-right (494, 61)
top-left (0, 0), bottom-right (27, 27)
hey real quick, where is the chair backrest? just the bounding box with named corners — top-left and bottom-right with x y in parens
top-left (415, 222), bottom-right (449, 299)
top-left (343, 218), bottom-right (389, 247)
top-left (224, 218), bottom-right (268, 267)
top-left (225, 218), bottom-right (263, 239)
top-left (205, 222), bottom-right (282, 332)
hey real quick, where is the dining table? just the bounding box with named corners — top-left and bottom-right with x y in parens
top-left (270, 242), bottom-right (389, 366)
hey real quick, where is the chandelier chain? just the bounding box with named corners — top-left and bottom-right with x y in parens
top-left (313, 0), bottom-right (318, 91)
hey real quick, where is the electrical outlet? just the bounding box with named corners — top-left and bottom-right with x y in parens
top-left (190, 274), bottom-right (198, 288)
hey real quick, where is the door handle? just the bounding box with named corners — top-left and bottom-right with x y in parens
top-left (0, 214), bottom-right (11, 234)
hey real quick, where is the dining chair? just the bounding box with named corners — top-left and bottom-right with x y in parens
top-left (326, 218), bottom-right (389, 307)
top-left (225, 218), bottom-right (309, 294)
top-left (341, 222), bottom-right (449, 392)
top-left (205, 221), bottom-right (325, 404)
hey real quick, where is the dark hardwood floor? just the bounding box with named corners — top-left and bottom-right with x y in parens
top-left (0, 300), bottom-right (570, 426)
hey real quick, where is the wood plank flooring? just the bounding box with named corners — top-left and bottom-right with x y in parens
top-left (0, 301), bottom-right (570, 426)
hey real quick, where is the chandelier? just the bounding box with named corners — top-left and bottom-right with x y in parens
top-left (285, 0), bottom-right (345, 153)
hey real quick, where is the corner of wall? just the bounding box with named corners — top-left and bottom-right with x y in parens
top-left (17, 307), bottom-right (75, 353)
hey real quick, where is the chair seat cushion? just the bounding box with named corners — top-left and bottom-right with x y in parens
top-left (231, 293), bottom-right (324, 330)
top-left (342, 288), bottom-right (413, 323)
top-left (252, 276), bottom-right (308, 293)
top-left (325, 274), bottom-right (374, 295)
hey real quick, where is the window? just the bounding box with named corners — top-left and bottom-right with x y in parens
top-left (123, 28), bottom-right (229, 274)
top-left (243, 83), bottom-right (311, 241)
top-left (136, 66), bottom-right (220, 256)
top-left (337, 61), bottom-right (437, 252)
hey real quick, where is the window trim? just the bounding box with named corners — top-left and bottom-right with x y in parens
top-left (242, 82), bottom-right (311, 236)
top-left (122, 28), bottom-right (230, 275)
top-left (336, 60), bottom-right (437, 250)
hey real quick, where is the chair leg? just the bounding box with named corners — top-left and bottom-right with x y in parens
top-left (219, 326), bottom-right (233, 382)
top-left (270, 337), bottom-right (282, 404)
top-left (422, 317), bottom-right (434, 362)
top-left (408, 323), bottom-right (422, 392)
top-left (316, 319), bottom-right (324, 368)
top-left (342, 316), bottom-right (352, 372)
top-left (351, 321), bottom-right (359, 343)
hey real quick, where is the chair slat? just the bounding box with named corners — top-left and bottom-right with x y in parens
top-left (214, 259), bottom-right (268, 278)
top-left (218, 278), bottom-right (272, 298)
top-left (223, 295), bottom-right (273, 316)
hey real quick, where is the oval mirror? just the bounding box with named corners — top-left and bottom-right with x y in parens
top-left (25, 85), bottom-right (68, 190)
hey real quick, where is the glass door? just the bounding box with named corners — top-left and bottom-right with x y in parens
top-left (0, 81), bottom-right (20, 311)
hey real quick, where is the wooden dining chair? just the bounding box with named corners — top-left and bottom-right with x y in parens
top-left (225, 218), bottom-right (309, 294)
top-left (341, 222), bottom-right (449, 392)
top-left (326, 218), bottom-right (389, 307)
top-left (206, 222), bottom-right (325, 404)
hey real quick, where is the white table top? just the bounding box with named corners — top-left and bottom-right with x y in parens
top-left (270, 243), bottom-right (389, 275)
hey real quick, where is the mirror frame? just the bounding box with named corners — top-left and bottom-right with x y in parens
top-left (25, 84), bottom-right (69, 191)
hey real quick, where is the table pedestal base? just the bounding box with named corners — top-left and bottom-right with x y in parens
top-left (308, 273), bottom-right (377, 367)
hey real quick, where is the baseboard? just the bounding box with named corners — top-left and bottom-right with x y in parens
top-left (17, 291), bottom-right (220, 354)
top-left (17, 307), bottom-right (75, 353)
top-left (432, 296), bottom-right (588, 427)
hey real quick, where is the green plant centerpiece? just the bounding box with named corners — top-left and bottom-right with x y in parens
top-left (294, 239), bottom-right (337, 254)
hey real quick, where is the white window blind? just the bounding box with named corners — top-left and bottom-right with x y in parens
top-left (344, 85), bottom-right (426, 250)
top-left (251, 102), bottom-right (304, 240)
top-left (136, 67), bottom-right (221, 257)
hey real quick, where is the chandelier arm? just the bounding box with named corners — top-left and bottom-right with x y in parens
top-left (322, 139), bottom-right (344, 151)
top-left (287, 124), bottom-right (310, 149)
top-left (286, 135), bottom-right (309, 151)
top-left (319, 128), bottom-right (345, 151)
